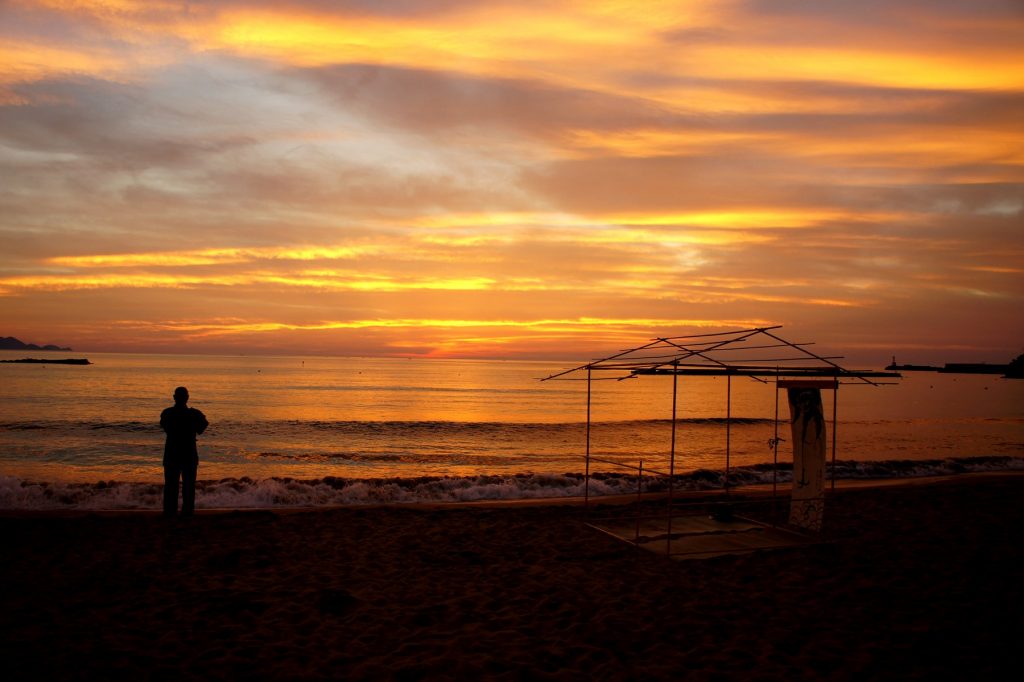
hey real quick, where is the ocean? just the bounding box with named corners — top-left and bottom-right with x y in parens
top-left (1, 351), bottom-right (1022, 509)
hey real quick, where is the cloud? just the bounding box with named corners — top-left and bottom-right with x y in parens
top-left (0, 0), bottom-right (1021, 361)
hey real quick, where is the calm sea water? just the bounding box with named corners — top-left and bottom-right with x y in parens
top-left (1, 351), bottom-right (1022, 508)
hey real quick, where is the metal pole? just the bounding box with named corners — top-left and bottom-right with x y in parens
top-left (668, 364), bottom-right (678, 556)
top-left (635, 460), bottom-right (643, 545)
top-left (831, 381), bottom-right (838, 492)
top-left (585, 367), bottom-right (592, 514)
top-left (773, 369), bottom-right (780, 524)
top-left (725, 373), bottom-right (732, 494)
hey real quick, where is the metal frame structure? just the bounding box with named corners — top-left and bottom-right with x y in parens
top-left (541, 327), bottom-right (900, 557)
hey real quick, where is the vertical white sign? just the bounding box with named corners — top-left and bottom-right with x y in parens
top-left (788, 387), bottom-right (826, 531)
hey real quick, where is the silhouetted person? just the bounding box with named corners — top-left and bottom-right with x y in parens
top-left (160, 386), bottom-right (208, 517)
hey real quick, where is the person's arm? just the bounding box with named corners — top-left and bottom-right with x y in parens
top-left (160, 408), bottom-right (170, 433)
top-left (193, 409), bottom-right (209, 435)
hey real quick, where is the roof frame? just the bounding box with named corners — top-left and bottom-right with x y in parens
top-left (541, 326), bottom-right (900, 385)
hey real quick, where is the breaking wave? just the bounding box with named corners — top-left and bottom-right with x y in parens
top-left (1, 456), bottom-right (1020, 511)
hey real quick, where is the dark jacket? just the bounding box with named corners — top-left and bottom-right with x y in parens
top-left (160, 405), bottom-right (209, 463)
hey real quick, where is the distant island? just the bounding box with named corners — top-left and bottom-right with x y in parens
top-left (0, 336), bottom-right (72, 351)
top-left (887, 353), bottom-right (1023, 379)
top-left (0, 336), bottom-right (87, 364)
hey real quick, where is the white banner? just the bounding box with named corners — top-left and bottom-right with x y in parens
top-left (787, 387), bottom-right (826, 531)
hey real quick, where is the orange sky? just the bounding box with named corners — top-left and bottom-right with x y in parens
top-left (1, 0), bottom-right (1022, 362)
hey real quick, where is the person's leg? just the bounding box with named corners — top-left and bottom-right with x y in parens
top-left (163, 461), bottom-right (180, 517)
top-left (180, 458), bottom-right (197, 516)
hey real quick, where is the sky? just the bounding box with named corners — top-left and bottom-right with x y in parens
top-left (1, 0), bottom-right (1022, 363)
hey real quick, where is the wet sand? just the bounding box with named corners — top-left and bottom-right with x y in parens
top-left (2, 474), bottom-right (1021, 680)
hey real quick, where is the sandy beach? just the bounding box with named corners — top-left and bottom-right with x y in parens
top-left (2, 474), bottom-right (1021, 680)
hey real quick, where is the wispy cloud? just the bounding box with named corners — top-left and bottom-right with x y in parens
top-left (0, 0), bottom-right (1021, 361)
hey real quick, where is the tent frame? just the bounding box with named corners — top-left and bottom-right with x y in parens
top-left (541, 327), bottom-right (900, 555)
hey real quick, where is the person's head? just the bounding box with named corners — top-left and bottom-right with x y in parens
top-left (173, 386), bottom-right (189, 406)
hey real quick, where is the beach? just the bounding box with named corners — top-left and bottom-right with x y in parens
top-left (2, 474), bottom-right (1021, 680)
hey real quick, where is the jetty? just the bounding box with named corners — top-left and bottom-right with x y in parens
top-left (886, 356), bottom-right (1020, 378)
top-left (0, 358), bottom-right (92, 365)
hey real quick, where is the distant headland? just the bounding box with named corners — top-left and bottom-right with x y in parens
top-left (0, 336), bottom-right (89, 364)
top-left (0, 336), bottom-right (72, 351)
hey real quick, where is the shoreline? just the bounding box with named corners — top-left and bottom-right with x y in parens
top-left (3, 470), bottom-right (1022, 517)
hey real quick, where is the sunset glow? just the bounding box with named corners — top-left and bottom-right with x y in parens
top-left (1, 0), bottom-right (1021, 361)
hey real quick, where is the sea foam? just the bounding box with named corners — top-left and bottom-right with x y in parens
top-left (1, 456), bottom-right (1021, 511)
